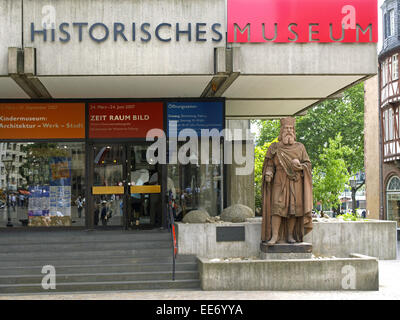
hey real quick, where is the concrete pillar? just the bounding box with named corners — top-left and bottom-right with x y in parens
top-left (364, 75), bottom-right (381, 220)
top-left (225, 120), bottom-right (255, 211)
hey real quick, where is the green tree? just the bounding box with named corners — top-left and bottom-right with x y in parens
top-left (255, 120), bottom-right (280, 146)
top-left (254, 138), bottom-right (278, 212)
top-left (296, 82), bottom-right (364, 174)
top-left (313, 134), bottom-right (352, 210)
top-left (255, 82), bottom-right (365, 175)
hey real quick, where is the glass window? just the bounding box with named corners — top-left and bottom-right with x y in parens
top-left (387, 176), bottom-right (400, 226)
top-left (385, 109), bottom-right (389, 142)
top-left (0, 142), bottom-right (86, 228)
top-left (390, 9), bottom-right (395, 37)
top-left (384, 12), bottom-right (388, 38)
top-left (389, 108), bottom-right (394, 141)
top-left (388, 176), bottom-right (400, 191)
top-left (168, 140), bottom-right (223, 220)
top-left (93, 145), bottom-right (124, 187)
top-left (393, 55), bottom-right (399, 81)
top-left (382, 60), bottom-right (387, 86)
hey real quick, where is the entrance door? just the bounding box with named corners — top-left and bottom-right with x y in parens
top-left (91, 143), bottom-right (163, 229)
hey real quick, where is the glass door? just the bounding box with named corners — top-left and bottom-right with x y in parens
top-left (91, 143), bottom-right (164, 229)
top-left (92, 144), bottom-right (125, 228)
top-left (126, 144), bottom-right (163, 229)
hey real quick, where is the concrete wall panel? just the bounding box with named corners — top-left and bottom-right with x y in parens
top-left (176, 219), bottom-right (397, 260)
top-left (0, 0), bottom-right (22, 75)
top-left (23, 0), bottom-right (226, 76)
top-left (235, 43), bottom-right (378, 75)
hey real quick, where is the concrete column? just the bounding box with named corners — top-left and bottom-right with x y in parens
top-left (225, 120), bottom-right (255, 211)
top-left (364, 75), bottom-right (381, 220)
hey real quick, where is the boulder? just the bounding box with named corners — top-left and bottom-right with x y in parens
top-left (182, 210), bottom-right (210, 223)
top-left (220, 204), bottom-right (255, 223)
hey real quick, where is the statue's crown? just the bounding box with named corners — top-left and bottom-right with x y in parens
top-left (280, 117), bottom-right (296, 127)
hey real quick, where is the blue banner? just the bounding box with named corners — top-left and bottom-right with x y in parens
top-left (167, 102), bottom-right (224, 137)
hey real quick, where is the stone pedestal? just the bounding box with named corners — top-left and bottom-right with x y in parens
top-left (260, 242), bottom-right (312, 260)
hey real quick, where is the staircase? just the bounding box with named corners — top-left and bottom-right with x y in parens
top-left (0, 229), bottom-right (200, 294)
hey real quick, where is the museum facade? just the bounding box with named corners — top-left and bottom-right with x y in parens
top-left (0, 0), bottom-right (378, 229)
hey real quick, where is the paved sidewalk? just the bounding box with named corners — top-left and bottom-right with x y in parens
top-left (0, 260), bottom-right (399, 300)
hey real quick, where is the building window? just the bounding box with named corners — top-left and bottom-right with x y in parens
top-left (382, 60), bottom-right (388, 86)
top-left (393, 54), bottom-right (399, 81)
top-left (386, 176), bottom-right (400, 225)
top-left (0, 142), bottom-right (86, 228)
top-left (168, 141), bottom-right (224, 218)
top-left (386, 9), bottom-right (396, 38)
top-left (387, 108), bottom-right (394, 141)
top-left (390, 9), bottom-right (395, 36)
top-left (382, 106), bottom-right (400, 159)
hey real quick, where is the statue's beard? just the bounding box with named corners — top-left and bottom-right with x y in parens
top-left (282, 133), bottom-right (295, 145)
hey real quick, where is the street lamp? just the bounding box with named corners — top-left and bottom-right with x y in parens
top-left (349, 176), bottom-right (357, 215)
top-left (3, 156), bottom-right (14, 227)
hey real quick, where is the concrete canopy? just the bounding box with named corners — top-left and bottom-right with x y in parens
top-left (223, 43), bottom-right (377, 118)
top-left (0, 78), bottom-right (29, 99)
top-left (38, 76), bottom-right (214, 99)
top-left (223, 75), bottom-right (365, 118)
top-left (0, 0), bottom-right (378, 119)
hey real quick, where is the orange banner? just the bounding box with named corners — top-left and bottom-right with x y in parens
top-left (0, 103), bottom-right (85, 139)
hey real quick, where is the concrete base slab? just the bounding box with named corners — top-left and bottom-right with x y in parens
top-left (199, 253), bottom-right (379, 291)
top-left (260, 252), bottom-right (312, 260)
top-left (260, 242), bottom-right (313, 260)
top-left (260, 242), bottom-right (312, 253)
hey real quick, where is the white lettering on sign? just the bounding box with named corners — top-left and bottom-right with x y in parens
top-left (90, 114), bottom-right (150, 121)
top-left (90, 115), bottom-right (107, 121)
top-left (132, 114), bottom-right (150, 121)
top-left (109, 115), bottom-right (131, 121)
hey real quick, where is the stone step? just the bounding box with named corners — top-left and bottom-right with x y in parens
top-left (0, 279), bottom-right (201, 294)
top-left (0, 254), bottom-right (197, 268)
top-left (0, 270), bottom-right (199, 285)
top-left (0, 230), bottom-right (171, 245)
top-left (0, 240), bottom-right (172, 253)
top-left (0, 261), bottom-right (198, 276)
top-left (0, 247), bottom-right (175, 261)
top-left (0, 230), bottom-right (198, 294)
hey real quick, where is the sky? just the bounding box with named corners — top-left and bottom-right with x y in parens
top-left (379, 0), bottom-right (383, 51)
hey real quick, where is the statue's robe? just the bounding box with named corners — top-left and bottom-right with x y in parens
top-left (261, 141), bottom-right (313, 243)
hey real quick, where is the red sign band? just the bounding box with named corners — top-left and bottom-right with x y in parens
top-left (89, 102), bottom-right (164, 139)
top-left (227, 0), bottom-right (378, 43)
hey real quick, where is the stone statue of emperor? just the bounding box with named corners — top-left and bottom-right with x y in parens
top-left (261, 117), bottom-right (313, 246)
